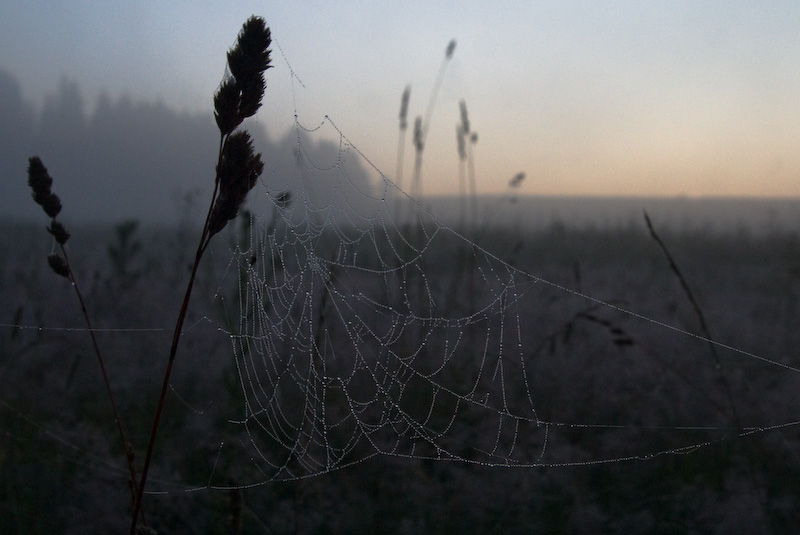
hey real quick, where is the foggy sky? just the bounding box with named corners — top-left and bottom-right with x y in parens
top-left (3, 2), bottom-right (800, 205)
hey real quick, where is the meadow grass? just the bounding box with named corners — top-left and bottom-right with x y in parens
top-left (8, 15), bottom-right (800, 535)
top-left (23, 16), bottom-right (272, 534)
top-left (5, 218), bottom-right (800, 533)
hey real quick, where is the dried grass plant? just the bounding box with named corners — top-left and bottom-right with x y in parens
top-left (27, 155), bottom-right (140, 516)
top-left (26, 16), bottom-right (273, 534)
top-left (407, 39), bottom-right (456, 206)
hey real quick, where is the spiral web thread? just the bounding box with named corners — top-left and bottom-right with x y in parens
top-left (208, 113), bottom-right (800, 488)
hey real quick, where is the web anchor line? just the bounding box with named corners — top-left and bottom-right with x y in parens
top-left (187, 110), bottom-right (800, 490)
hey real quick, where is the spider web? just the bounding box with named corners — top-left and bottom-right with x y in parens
top-left (4, 38), bottom-right (800, 528)
top-left (197, 110), bottom-right (800, 490)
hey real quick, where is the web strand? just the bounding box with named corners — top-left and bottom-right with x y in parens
top-left (174, 111), bottom-right (800, 489)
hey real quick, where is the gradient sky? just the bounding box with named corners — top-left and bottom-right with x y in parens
top-left (3, 1), bottom-right (800, 198)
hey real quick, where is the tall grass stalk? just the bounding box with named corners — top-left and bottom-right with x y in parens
top-left (422, 39), bottom-right (457, 147)
top-left (456, 119), bottom-right (467, 230)
top-left (456, 99), bottom-right (478, 232)
top-left (26, 157), bottom-right (141, 519)
top-left (408, 40), bottom-right (456, 209)
top-left (27, 15), bottom-right (272, 534)
top-left (130, 17), bottom-right (272, 533)
top-left (644, 211), bottom-right (770, 520)
top-left (393, 85), bottom-right (411, 218)
top-left (410, 116), bottom-right (425, 204)
top-left (643, 211), bottom-right (741, 427)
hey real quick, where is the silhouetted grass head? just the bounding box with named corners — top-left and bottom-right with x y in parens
top-left (459, 100), bottom-right (470, 135)
top-left (46, 253), bottom-right (69, 277)
top-left (399, 85), bottom-right (411, 130)
top-left (509, 172), bottom-right (525, 188)
top-left (208, 131), bottom-right (264, 238)
top-left (27, 156), bottom-right (72, 276)
top-left (209, 16), bottom-right (272, 238)
top-left (27, 157), bottom-right (62, 220)
top-left (214, 16), bottom-right (273, 135)
top-left (47, 220), bottom-right (70, 245)
top-left (445, 39), bottom-right (457, 59)
top-left (413, 116), bottom-right (424, 152)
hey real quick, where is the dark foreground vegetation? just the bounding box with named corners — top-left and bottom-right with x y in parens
top-left (2, 217), bottom-right (800, 534)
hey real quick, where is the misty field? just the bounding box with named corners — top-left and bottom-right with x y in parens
top-left (2, 213), bottom-right (800, 534)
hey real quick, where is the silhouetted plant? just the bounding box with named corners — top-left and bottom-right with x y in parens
top-left (408, 39), bottom-right (456, 206)
top-left (26, 15), bottom-right (272, 534)
top-left (26, 156), bottom-right (141, 516)
top-left (393, 85), bottom-right (411, 217)
top-left (643, 211), bottom-right (740, 425)
top-left (644, 210), bottom-right (773, 523)
top-left (131, 16), bottom-right (271, 533)
top-left (456, 99), bottom-right (479, 232)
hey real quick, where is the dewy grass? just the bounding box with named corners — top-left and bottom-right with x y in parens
top-left (26, 16), bottom-right (272, 534)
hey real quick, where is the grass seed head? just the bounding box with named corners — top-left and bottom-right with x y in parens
top-left (459, 100), bottom-right (470, 134)
top-left (214, 16), bottom-right (272, 135)
top-left (456, 126), bottom-right (466, 161)
top-left (228, 17), bottom-right (273, 81)
top-left (509, 172), bottom-right (525, 188)
top-left (214, 79), bottom-right (242, 135)
top-left (208, 131), bottom-right (264, 237)
top-left (446, 39), bottom-right (457, 59)
top-left (399, 85), bottom-right (411, 130)
top-left (27, 156), bottom-right (62, 218)
top-left (27, 156), bottom-right (53, 192)
top-left (47, 220), bottom-right (71, 245)
top-left (413, 116), bottom-right (424, 152)
top-left (47, 253), bottom-right (70, 278)
top-left (237, 75), bottom-right (266, 119)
